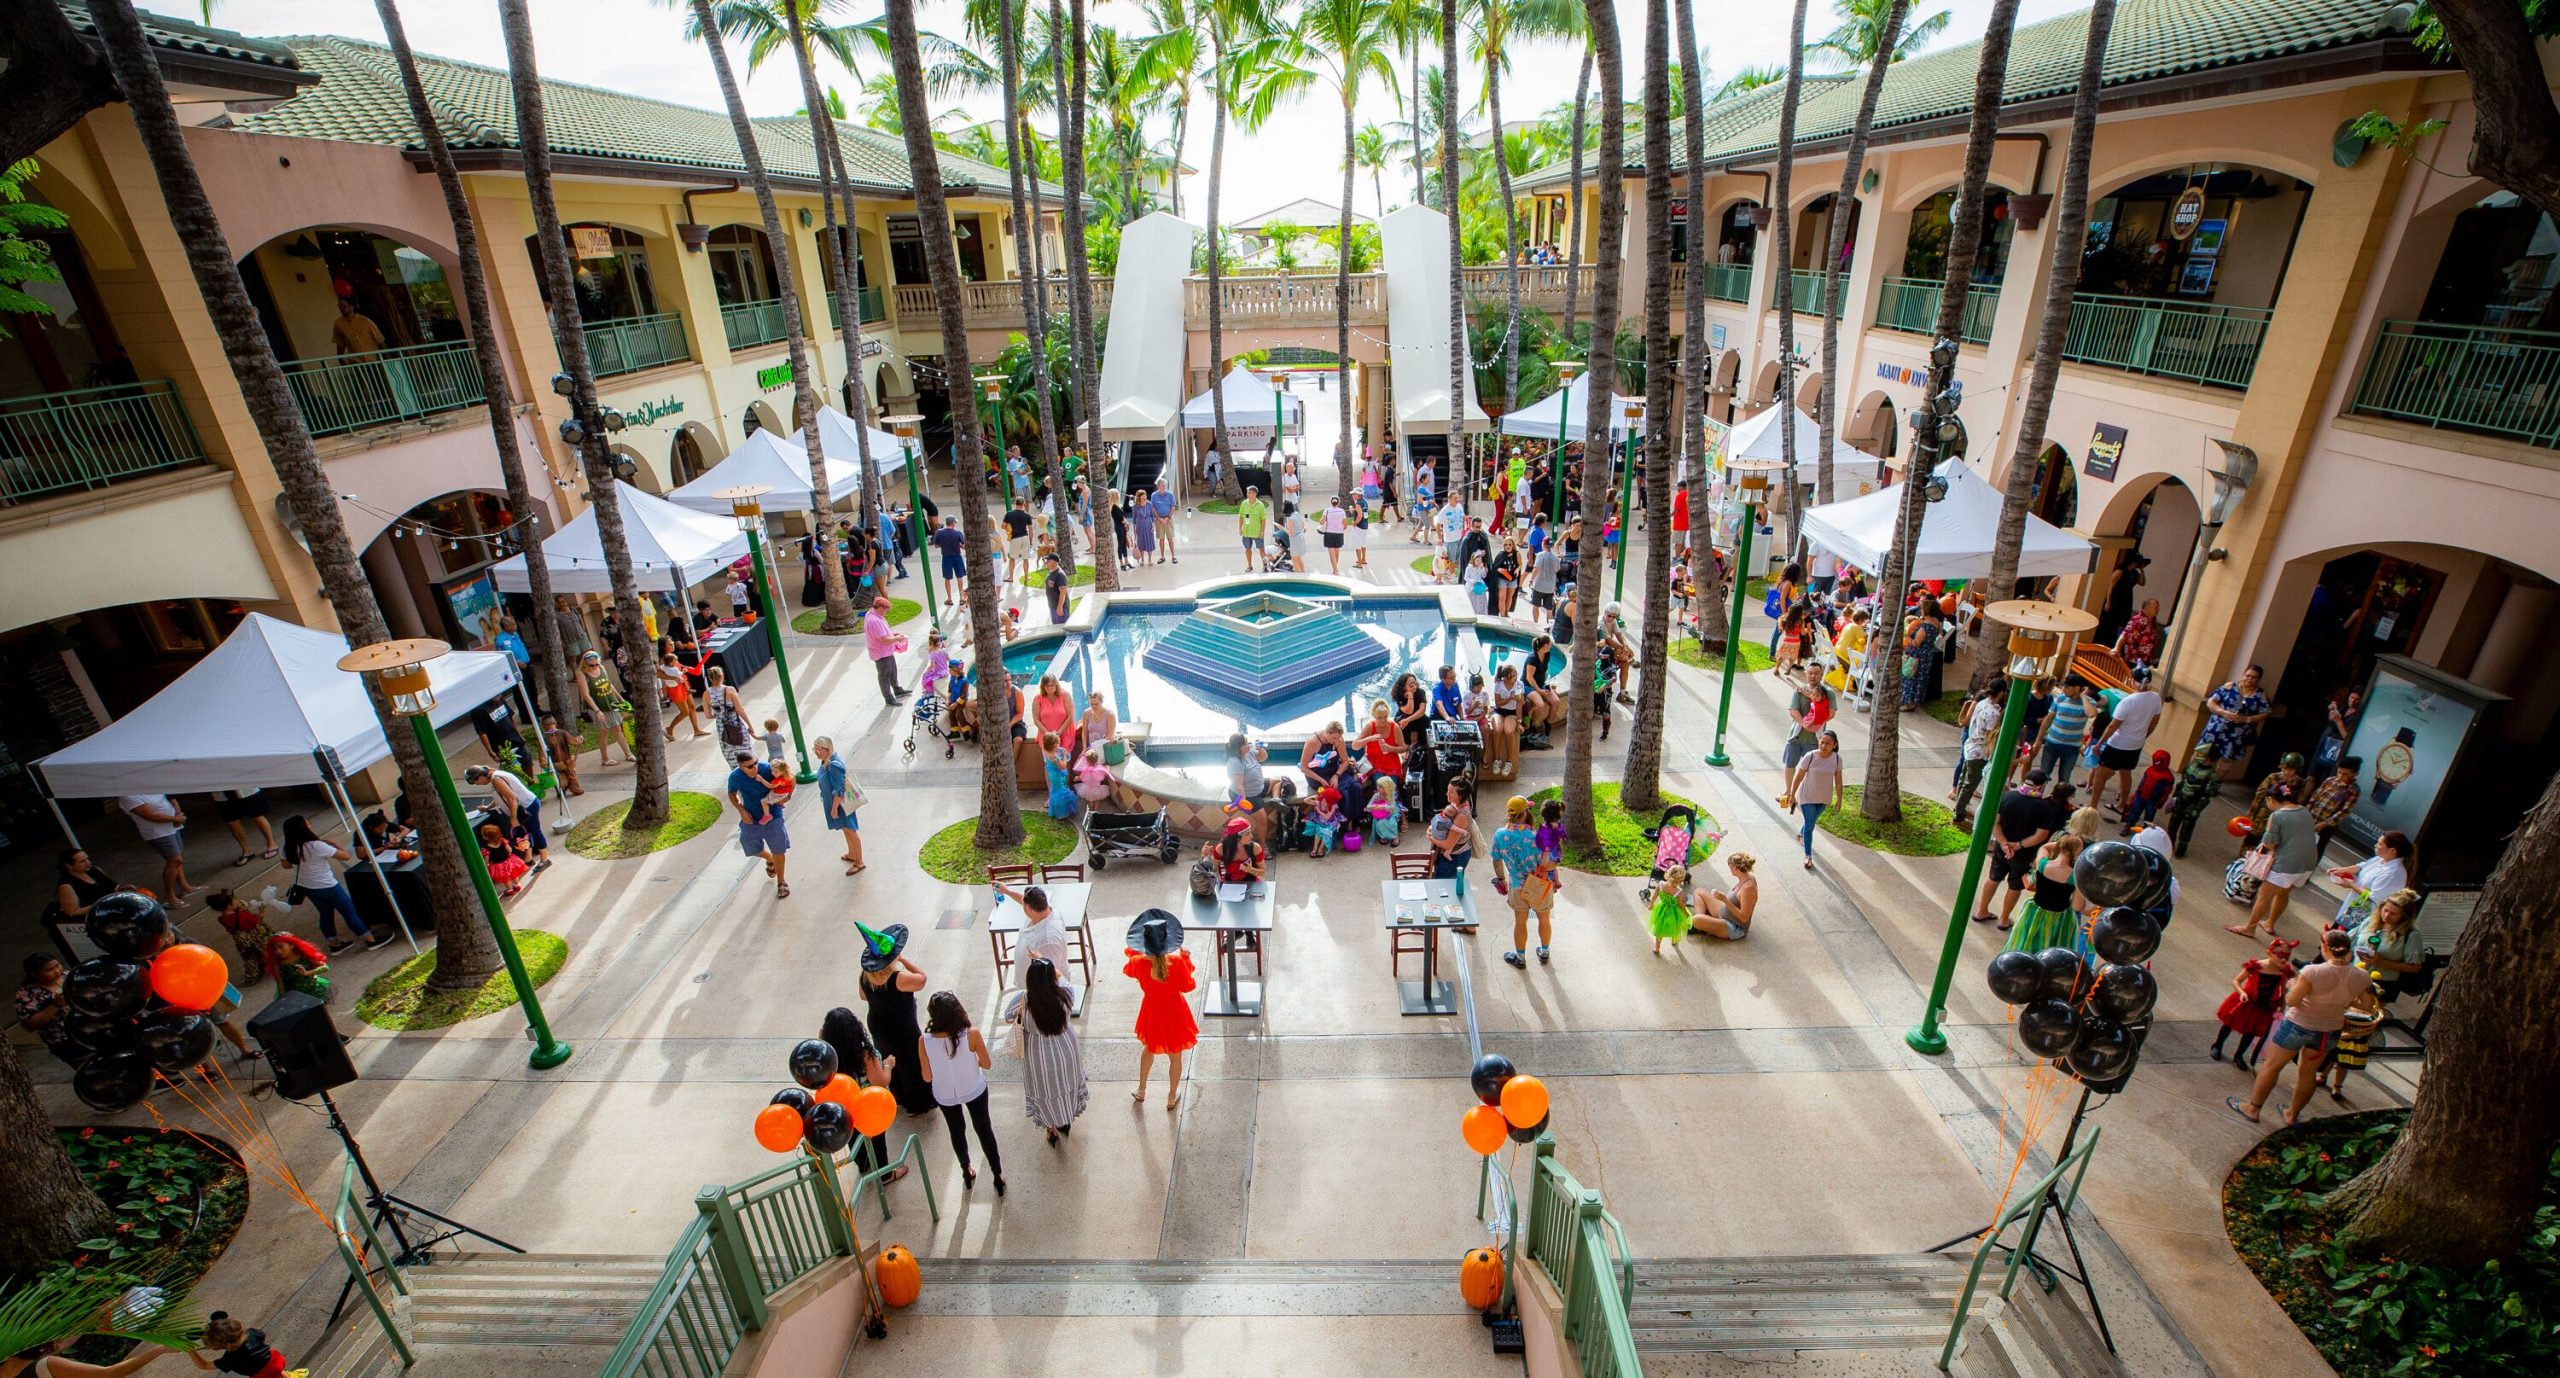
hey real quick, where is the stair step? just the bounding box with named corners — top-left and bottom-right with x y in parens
top-left (1636, 1322), bottom-right (1954, 1353)
top-left (405, 1278), bottom-right (662, 1302)
top-left (1636, 1275), bottom-right (1963, 1298)
top-left (410, 1319), bottom-right (633, 1347)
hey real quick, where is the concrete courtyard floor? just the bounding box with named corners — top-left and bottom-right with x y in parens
top-left (15, 458), bottom-right (2396, 1377)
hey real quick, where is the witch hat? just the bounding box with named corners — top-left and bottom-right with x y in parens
top-left (855, 921), bottom-right (910, 972)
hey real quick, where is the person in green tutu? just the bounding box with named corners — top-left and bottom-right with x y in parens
top-left (1648, 863), bottom-right (1693, 956)
top-left (2002, 832), bottom-right (2093, 961)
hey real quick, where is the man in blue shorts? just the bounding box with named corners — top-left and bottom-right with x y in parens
top-left (1150, 480), bottom-right (1179, 564)
top-left (931, 515), bottom-right (968, 608)
top-left (729, 748), bottom-right (790, 899)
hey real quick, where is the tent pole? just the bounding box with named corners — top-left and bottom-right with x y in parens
top-left (319, 756), bottom-right (420, 956)
top-left (40, 782), bottom-right (81, 851)
top-left (512, 678), bottom-right (571, 827)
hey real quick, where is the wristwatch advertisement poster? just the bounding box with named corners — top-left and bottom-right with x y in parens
top-left (2340, 658), bottom-right (2494, 848)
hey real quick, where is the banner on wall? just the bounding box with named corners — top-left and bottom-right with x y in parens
top-left (2085, 423), bottom-right (2127, 481)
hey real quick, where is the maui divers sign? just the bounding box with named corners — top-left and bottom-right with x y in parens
top-left (1876, 361), bottom-right (1962, 405)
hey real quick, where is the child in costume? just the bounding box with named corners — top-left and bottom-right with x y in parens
top-left (206, 889), bottom-right (278, 985)
top-left (264, 930), bottom-right (331, 1002)
top-left (2321, 988), bottom-right (2384, 1102)
top-left (479, 822), bottom-right (532, 897)
top-left (1367, 775), bottom-right (1402, 846)
top-left (2166, 742), bottom-right (2223, 857)
top-left (1301, 786), bottom-right (1345, 857)
top-left (2120, 748), bottom-right (2175, 831)
top-left (1647, 864), bottom-right (1692, 955)
top-left (2210, 936), bottom-right (2298, 1071)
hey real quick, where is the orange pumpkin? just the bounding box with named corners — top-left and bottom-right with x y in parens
top-left (875, 1244), bottom-right (921, 1308)
top-left (1458, 1247), bottom-right (1503, 1310)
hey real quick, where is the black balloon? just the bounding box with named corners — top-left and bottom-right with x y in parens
top-left (64, 959), bottom-right (150, 1020)
top-left (788, 1038), bottom-right (839, 1090)
top-left (1985, 951), bottom-right (2045, 1005)
top-left (2129, 845), bottom-right (2175, 909)
top-left (2036, 947), bottom-right (2090, 1005)
top-left (72, 1049), bottom-right (156, 1113)
top-left (2016, 999), bottom-right (2081, 1058)
top-left (134, 1013), bottom-right (216, 1072)
top-left (2088, 963), bottom-right (2159, 1024)
top-left (2066, 1019), bottom-right (2137, 1081)
top-left (1508, 1112), bottom-right (1550, 1145)
top-left (64, 1011), bottom-right (138, 1051)
top-left (1469, 1053), bottom-right (1517, 1106)
top-left (2089, 906), bottom-right (2162, 965)
top-left (769, 1086), bottom-right (817, 1116)
top-left (84, 892), bottom-right (170, 961)
top-left (2071, 840), bottom-right (2149, 911)
top-left (802, 1100), bottom-right (853, 1153)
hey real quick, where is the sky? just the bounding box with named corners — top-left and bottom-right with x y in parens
top-left (196, 0), bottom-right (2087, 223)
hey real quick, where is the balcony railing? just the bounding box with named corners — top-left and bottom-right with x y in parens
top-left (1183, 273), bottom-right (1387, 325)
top-left (828, 285), bottom-right (888, 329)
top-left (1699, 262), bottom-right (1752, 304)
top-left (1461, 264), bottom-right (1600, 315)
top-left (2061, 293), bottom-right (2270, 390)
top-left (1874, 276), bottom-right (2002, 345)
top-left (718, 298), bottom-right (789, 352)
top-left (1775, 268), bottom-right (1844, 317)
top-left (281, 339), bottom-right (487, 438)
top-left (584, 312), bottom-right (690, 378)
top-left (0, 380), bottom-right (210, 504)
top-left (892, 278), bottom-right (1113, 330)
top-left (2350, 320), bottom-right (2560, 448)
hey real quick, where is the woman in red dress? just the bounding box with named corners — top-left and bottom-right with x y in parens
top-left (1125, 910), bottom-right (1197, 1109)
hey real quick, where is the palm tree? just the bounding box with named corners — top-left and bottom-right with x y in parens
top-left (1808, 0), bottom-right (1950, 69)
top-left (1355, 123), bottom-right (1393, 218)
top-left (370, 0), bottom-right (579, 739)
top-left (1860, 0), bottom-right (2021, 824)
top-left (1560, 48), bottom-right (1593, 345)
top-left (1559, 0), bottom-right (1624, 854)
top-left (1133, 0), bottom-right (1202, 218)
top-left (1203, 0), bottom-right (1276, 503)
top-left (1673, 0), bottom-right (1722, 656)
top-left (1050, 0), bottom-right (1116, 592)
top-left (1770, 0), bottom-right (1810, 557)
top-left (1716, 64), bottom-right (1784, 98)
top-left (1384, 0), bottom-right (1438, 205)
top-left (678, 0), bottom-right (861, 643)
top-left (1438, 0), bottom-right (1465, 502)
top-left (501, 0), bottom-right (677, 832)
top-left (1813, 1), bottom-right (1908, 512)
top-left (885, 0), bottom-right (1028, 849)
top-left (989, 0), bottom-right (1070, 593)
top-left (1980, 0), bottom-right (2114, 687)
top-left (87, 0), bottom-right (503, 982)
top-left (1618, 0), bottom-right (1676, 815)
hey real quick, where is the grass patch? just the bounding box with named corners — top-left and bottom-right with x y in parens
top-left (1920, 690), bottom-right (1969, 726)
top-left (564, 790), bottom-right (723, 859)
top-left (2225, 1110), bottom-right (2560, 1378)
top-left (1815, 786), bottom-right (1970, 856)
top-left (1015, 563), bottom-right (1099, 589)
top-left (355, 930), bottom-right (569, 1031)
top-left (1198, 498), bottom-right (1240, 514)
top-left (1668, 637), bottom-right (1775, 673)
top-left (1411, 554), bottom-right (1438, 575)
top-left (1527, 782), bottom-right (1716, 876)
top-left (55, 1127), bottom-right (250, 1364)
top-left (918, 812), bottom-right (1081, 884)
top-left (793, 599), bottom-right (919, 634)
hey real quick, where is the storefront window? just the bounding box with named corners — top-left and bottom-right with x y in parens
top-left (704, 225), bottom-right (775, 306)
top-left (1902, 188), bottom-right (2013, 284)
top-left (2420, 192), bottom-right (2560, 332)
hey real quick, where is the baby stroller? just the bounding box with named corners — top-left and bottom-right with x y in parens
top-left (1636, 804), bottom-right (1704, 903)
top-left (901, 688), bottom-right (956, 762)
top-left (1085, 807), bottom-right (1182, 870)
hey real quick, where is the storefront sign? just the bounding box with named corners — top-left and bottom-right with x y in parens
top-left (1709, 324), bottom-right (1727, 352)
top-left (1875, 364), bottom-right (1962, 406)
top-left (2085, 422), bottom-right (2127, 481)
top-left (571, 225), bottom-right (616, 260)
top-left (2169, 187), bottom-right (2207, 240)
top-left (626, 397), bottom-right (685, 427)
top-left (858, 334), bottom-right (886, 359)
top-left (756, 362), bottom-right (797, 392)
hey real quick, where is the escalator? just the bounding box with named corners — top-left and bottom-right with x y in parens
top-left (1122, 439), bottom-right (1167, 497)
top-left (1403, 433), bottom-right (1451, 494)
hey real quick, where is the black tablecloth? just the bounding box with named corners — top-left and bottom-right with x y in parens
top-left (348, 857), bottom-right (436, 938)
top-left (701, 623), bottom-right (773, 686)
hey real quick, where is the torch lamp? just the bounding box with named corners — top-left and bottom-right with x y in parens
top-left (1905, 598), bottom-right (2099, 1055)
top-left (1704, 455), bottom-right (1784, 769)
top-left (715, 485), bottom-right (814, 783)
top-left (1613, 402), bottom-right (1644, 601)
top-left (883, 412), bottom-right (934, 624)
top-left (979, 374), bottom-right (1009, 506)
top-left (336, 638), bottom-right (571, 1070)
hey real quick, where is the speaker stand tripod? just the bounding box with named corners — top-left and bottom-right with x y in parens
top-left (1922, 1085), bottom-right (2115, 1355)
top-left (323, 1088), bottom-right (523, 1324)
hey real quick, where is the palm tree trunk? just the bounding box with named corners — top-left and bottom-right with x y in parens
top-left (1562, 48), bottom-right (1592, 347)
top-left (1816, 3), bottom-right (1907, 510)
top-left (1862, 0), bottom-right (2021, 824)
top-left (1439, 0), bottom-right (1466, 509)
top-left (1621, 0), bottom-right (1676, 814)
top-left (1563, 0), bottom-right (1625, 854)
top-left (886, 0), bottom-right (1027, 849)
top-left (788, 5), bottom-right (886, 552)
top-left (1672, 0), bottom-right (1720, 655)
top-left (92, 0), bottom-right (501, 984)
top-left (1771, 0), bottom-right (1809, 558)
top-left (1489, 65), bottom-right (1522, 423)
top-left (999, 0), bottom-right (1069, 590)
top-left (1046, 0), bottom-right (1089, 582)
top-left (1977, 0), bottom-right (2113, 691)
top-left (1337, 99), bottom-right (1358, 494)
top-left (1409, 38), bottom-right (1428, 206)
top-left (688, 0), bottom-right (845, 653)
top-left (373, 0), bottom-right (579, 733)
top-left (1207, 30), bottom-right (1241, 502)
top-left (0, 1037), bottom-right (105, 1274)
top-left (1170, 87), bottom-right (1191, 218)
top-left (501, 0), bottom-right (673, 832)
top-left (1062, 0), bottom-right (1117, 590)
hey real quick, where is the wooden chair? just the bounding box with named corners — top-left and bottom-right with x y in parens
top-left (1390, 852), bottom-right (1436, 880)
top-left (1389, 852), bottom-right (1439, 976)
top-left (1041, 864), bottom-right (1085, 883)
top-left (986, 863), bottom-right (1038, 888)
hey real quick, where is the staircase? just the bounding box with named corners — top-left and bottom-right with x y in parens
top-left (909, 1256), bottom-right (1462, 1316)
top-left (296, 1253), bottom-right (665, 1377)
top-left (1948, 1275), bottom-right (2127, 1378)
top-left (1123, 438), bottom-right (1168, 496)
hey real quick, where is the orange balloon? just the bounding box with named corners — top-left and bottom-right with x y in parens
top-left (753, 1103), bottom-right (803, 1153)
top-left (148, 943), bottom-right (228, 1012)
top-left (816, 1072), bottom-right (859, 1108)
top-left (1460, 1104), bottom-right (1507, 1156)
top-left (849, 1085), bottom-right (897, 1138)
top-left (1500, 1074), bottom-right (1549, 1130)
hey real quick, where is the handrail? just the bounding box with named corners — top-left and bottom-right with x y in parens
top-left (1936, 1125), bottom-right (2104, 1372)
top-left (583, 311), bottom-right (689, 378)
top-left (2062, 292), bottom-right (2269, 390)
top-left (0, 379), bottom-right (210, 502)
top-left (2349, 318), bottom-right (2560, 448)
top-left (1875, 276), bottom-right (2001, 346)
top-left (1522, 1141), bottom-right (1643, 1377)
top-left (331, 1157), bottom-right (414, 1367)
top-left (720, 298), bottom-right (790, 352)
top-left (1699, 262), bottom-right (1752, 304)
top-left (1776, 268), bottom-right (1844, 318)
top-left (280, 339), bottom-right (487, 438)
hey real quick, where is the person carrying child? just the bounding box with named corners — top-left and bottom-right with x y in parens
top-left (2321, 984), bottom-right (2384, 1104)
top-left (187, 1310), bottom-right (287, 1377)
top-left (2211, 935), bottom-right (2298, 1071)
top-left (206, 889), bottom-right (278, 985)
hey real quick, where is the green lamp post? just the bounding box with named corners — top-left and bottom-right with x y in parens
top-left (337, 639), bottom-right (571, 1070)
top-left (1905, 599), bottom-right (2099, 1055)
top-left (979, 374), bottom-right (1009, 508)
top-left (716, 485), bottom-right (816, 784)
top-left (884, 412), bottom-right (934, 624)
top-left (1703, 455), bottom-right (1783, 768)
top-left (1612, 403), bottom-right (1644, 601)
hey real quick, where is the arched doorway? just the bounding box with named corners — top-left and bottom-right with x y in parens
top-left (1793, 369), bottom-right (1823, 414)
top-left (1900, 187), bottom-right (2016, 286)
top-left (528, 223), bottom-right (661, 322)
top-left (2097, 476), bottom-right (2202, 644)
top-left (743, 399), bottom-right (783, 441)
top-left (356, 490), bottom-right (522, 646)
top-left (2029, 442), bottom-right (2077, 527)
top-left (1750, 360), bottom-right (1782, 411)
top-left (671, 423), bottom-right (719, 486)
top-left (1714, 202), bottom-right (1759, 268)
top-left (1790, 194), bottom-right (1861, 275)
top-left (1711, 350), bottom-right (1742, 423)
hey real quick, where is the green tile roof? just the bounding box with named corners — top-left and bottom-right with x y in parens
top-left (232, 35), bottom-right (1065, 203)
top-left (1522, 0), bottom-right (2413, 187)
top-left (1519, 77), bottom-right (1845, 191)
top-left (64, 3), bottom-right (302, 73)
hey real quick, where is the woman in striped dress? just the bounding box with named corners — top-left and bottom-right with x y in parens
top-left (1009, 958), bottom-right (1087, 1144)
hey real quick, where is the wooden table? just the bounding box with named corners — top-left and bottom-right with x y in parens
top-left (1382, 878), bottom-right (1476, 1017)
top-left (987, 881), bottom-right (1097, 990)
top-left (1186, 881), bottom-right (1276, 1017)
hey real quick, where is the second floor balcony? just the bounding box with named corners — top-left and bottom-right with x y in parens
top-left (281, 340), bottom-right (488, 439)
top-left (719, 298), bottom-right (790, 352)
top-left (2061, 293), bottom-right (2270, 391)
top-left (1461, 265), bottom-right (1601, 316)
top-left (2350, 320), bottom-right (2560, 449)
top-left (1, 380), bottom-right (210, 504)
top-left (585, 312), bottom-right (691, 379)
top-left (1695, 262), bottom-right (1752, 305)
top-left (1875, 276), bottom-right (2000, 346)
top-left (1774, 269), bottom-right (1845, 319)
top-left (895, 278), bottom-right (1116, 331)
top-left (828, 285), bottom-right (888, 330)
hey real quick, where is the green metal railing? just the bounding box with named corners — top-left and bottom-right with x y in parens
top-left (1875, 276), bottom-right (2001, 345)
top-left (281, 340), bottom-right (486, 438)
top-left (331, 1157), bottom-right (415, 1368)
top-left (2350, 319), bottom-right (2560, 447)
top-left (1937, 1125), bottom-right (2103, 1371)
top-left (2062, 293), bottom-right (2271, 390)
top-left (720, 298), bottom-right (790, 352)
top-left (1775, 268), bottom-right (1845, 318)
top-left (584, 311), bottom-right (690, 378)
top-left (0, 380), bottom-right (209, 502)
top-left (828, 285), bottom-right (888, 329)
top-left (1699, 262), bottom-right (1752, 304)
top-left (600, 1135), bottom-right (935, 1378)
top-left (1522, 1140), bottom-right (1642, 1378)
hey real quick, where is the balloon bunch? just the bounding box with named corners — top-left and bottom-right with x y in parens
top-left (1983, 841), bottom-right (2172, 1095)
top-left (755, 1038), bottom-right (897, 1154)
top-left (1458, 1053), bottom-right (1550, 1155)
top-left (63, 894), bottom-right (228, 1113)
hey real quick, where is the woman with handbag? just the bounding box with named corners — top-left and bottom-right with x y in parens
top-left (1490, 796), bottom-right (1556, 969)
top-left (814, 737), bottom-right (864, 876)
top-left (282, 815), bottom-right (384, 954)
top-left (1004, 958), bottom-right (1088, 1144)
top-left (2228, 784), bottom-right (2317, 939)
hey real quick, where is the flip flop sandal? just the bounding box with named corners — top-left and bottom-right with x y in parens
top-left (775, 883), bottom-right (791, 899)
top-left (2224, 1096), bottom-right (2261, 1124)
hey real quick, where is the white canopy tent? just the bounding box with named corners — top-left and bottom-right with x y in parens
top-left (1497, 376), bottom-right (1645, 442)
top-left (488, 481), bottom-right (750, 595)
top-left (667, 428), bottom-right (864, 515)
top-left (1799, 459), bottom-right (2097, 581)
top-left (1181, 367), bottom-right (1302, 433)
top-left (812, 407), bottom-right (912, 477)
top-left (1718, 404), bottom-right (1889, 495)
